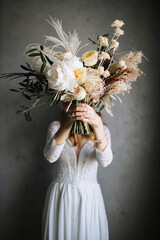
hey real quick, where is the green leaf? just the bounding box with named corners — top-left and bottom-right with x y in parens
top-left (40, 51), bottom-right (46, 63)
top-left (40, 61), bottom-right (46, 73)
top-left (16, 110), bottom-right (23, 114)
top-left (45, 55), bottom-right (53, 65)
top-left (20, 65), bottom-right (30, 71)
top-left (22, 93), bottom-right (31, 100)
top-left (24, 111), bottom-right (32, 122)
top-left (9, 89), bottom-right (20, 92)
top-left (25, 48), bottom-right (38, 54)
top-left (103, 33), bottom-right (109, 38)
top-left (20, 105), bottom-right (29, 109)
top-left (88, 38), bottom-right (98, 45)
top-left (19, 82), bottom-right (26, 87)
top-left (28, 52), bottom-right (41, 57)
top-left (40, 45), bottom-right (44, 50)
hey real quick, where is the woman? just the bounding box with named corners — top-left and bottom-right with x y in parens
top-left (41, 101), bottom-right (113, 240)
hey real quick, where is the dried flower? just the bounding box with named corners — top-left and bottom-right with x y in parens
top-left (99, 52), bottom-right (110, 60)
top-left (118, 60), bottom-right (127, 70)
top-left (103, 69), bottom-right (110, 78)
top-left (110, 40), bottom-right (119, 50)
top-left (84, 68), bottom-right (106, 102)
top-left (97, 66), bottom-right (104, 75)
top-left (111, 20), bottom-right (124, 28)
top-left (82, 50), bottom-right (98, 66)
top-left (114, 28), bottom-right (124, 36)
top-left (98, 36), bottom-right (108, 46)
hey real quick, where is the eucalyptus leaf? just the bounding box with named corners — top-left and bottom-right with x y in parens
top-left (28, 52), bottom-right (41, 57)
top-left (103, 33), bottom-right (109, 38)
top-left (16, 110), bottom-right (23, 114)
top-left (20, 65), bottom-right (30, 71)
top-left (88, 38), bottom-right (99, 45)
top-left (40, 51), bottom-right (46, 63)
top-left (9, 89), bottom-right (20, 92)
top-left (40, 62), bottom-right (46, 73)
top-left (25, 48), bottom-right (38, 54)
top-left (40, 45), bottom-right (44, 50)
top-left (22, 93), bottom-right (31, 100)
top-left (45, 55), bottom-right (53, 65)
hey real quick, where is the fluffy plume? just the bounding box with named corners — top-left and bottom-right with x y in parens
top-left (83, 68), bottom-right (106, 103)
top-left (44, 16), bottom-right (88, 55)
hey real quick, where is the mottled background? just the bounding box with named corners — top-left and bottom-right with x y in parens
top-left (0, 0), bottom-right (159, 239)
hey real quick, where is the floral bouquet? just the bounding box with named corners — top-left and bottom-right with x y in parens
top-left (0, 17), bottom-right (145, 135)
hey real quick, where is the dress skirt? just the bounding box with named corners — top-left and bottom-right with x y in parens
top-left (41, 180), bottom-right (109, 240)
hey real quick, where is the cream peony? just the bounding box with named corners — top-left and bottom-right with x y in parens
top-left (82, 50), bottom-right (98, 66)
top-left (98, 36), bottom-right (108, 47)
top-left (73, 86), bottom-right (86, 100)
top-left (110, 40), bottom-right (119, 50)
top-left (99, 52), bottom-right (110, 60)
top-left (111, 20), bottom-right (124, 28)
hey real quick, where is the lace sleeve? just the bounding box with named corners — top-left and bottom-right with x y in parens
top-left (94, 125), bottom-right (113, 168)
top-left (43, 121), bottom-right (66, 163)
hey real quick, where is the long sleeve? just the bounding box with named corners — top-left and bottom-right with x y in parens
top-left (43, 121), bottom-right (66, 163)
top-left (94, 125), bottom-right (113, 168)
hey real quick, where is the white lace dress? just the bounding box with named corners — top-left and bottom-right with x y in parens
top-left (41, 120), bottom-right (113, 240)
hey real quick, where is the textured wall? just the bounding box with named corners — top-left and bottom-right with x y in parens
top-left (0, 0), bottom-right (159, 239)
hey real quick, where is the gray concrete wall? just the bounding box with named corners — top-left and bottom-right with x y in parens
top-left (0, 0), bottom-right (159, 239)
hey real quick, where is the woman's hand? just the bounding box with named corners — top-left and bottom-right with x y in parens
top-left (66, 102), bottom-right (102, 130)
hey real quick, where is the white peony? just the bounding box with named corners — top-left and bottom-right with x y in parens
top-left (111, 20), bottom-right (124, 28)
top-left (46, 53), bottom-right (84, 92)
top-left (82, 50), bottom-right (98, 66)
top-left (47, 60), bottom-right (79, 92)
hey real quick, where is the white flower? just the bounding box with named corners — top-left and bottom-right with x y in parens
top-left (99, 52), bottom-right (110, 60)
top-left (97, 66), bottom-right (104, 75)
top-left (82, 50), bottom-right (98, 66)
top-left (118, 60), bottom-right (127, 70)
top-left (111, 20), bottom-right (124, 28)
top-left (73, 86), bottom-right (86, 100)
top-left (103, 70), bottom-right (110, 78)
top-left (74, 68), bottom-right (86, 85)
top-left (114, 28), bottom-right (124, 36)
top-left (110, 40), bottom-right (119, 50)
top-left (47, 60), bottom-right (79, 92)
top-left (98, 36), bottom-right (108, 47)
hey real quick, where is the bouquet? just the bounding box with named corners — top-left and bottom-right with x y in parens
top-left (0, 17), bottom-right (145, 135)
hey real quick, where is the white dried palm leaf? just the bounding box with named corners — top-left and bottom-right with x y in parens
top-left (44, 16), bottom-right (88, 55)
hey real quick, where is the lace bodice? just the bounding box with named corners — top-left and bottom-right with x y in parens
top-left (43, 121), bottom-right (113, 184)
